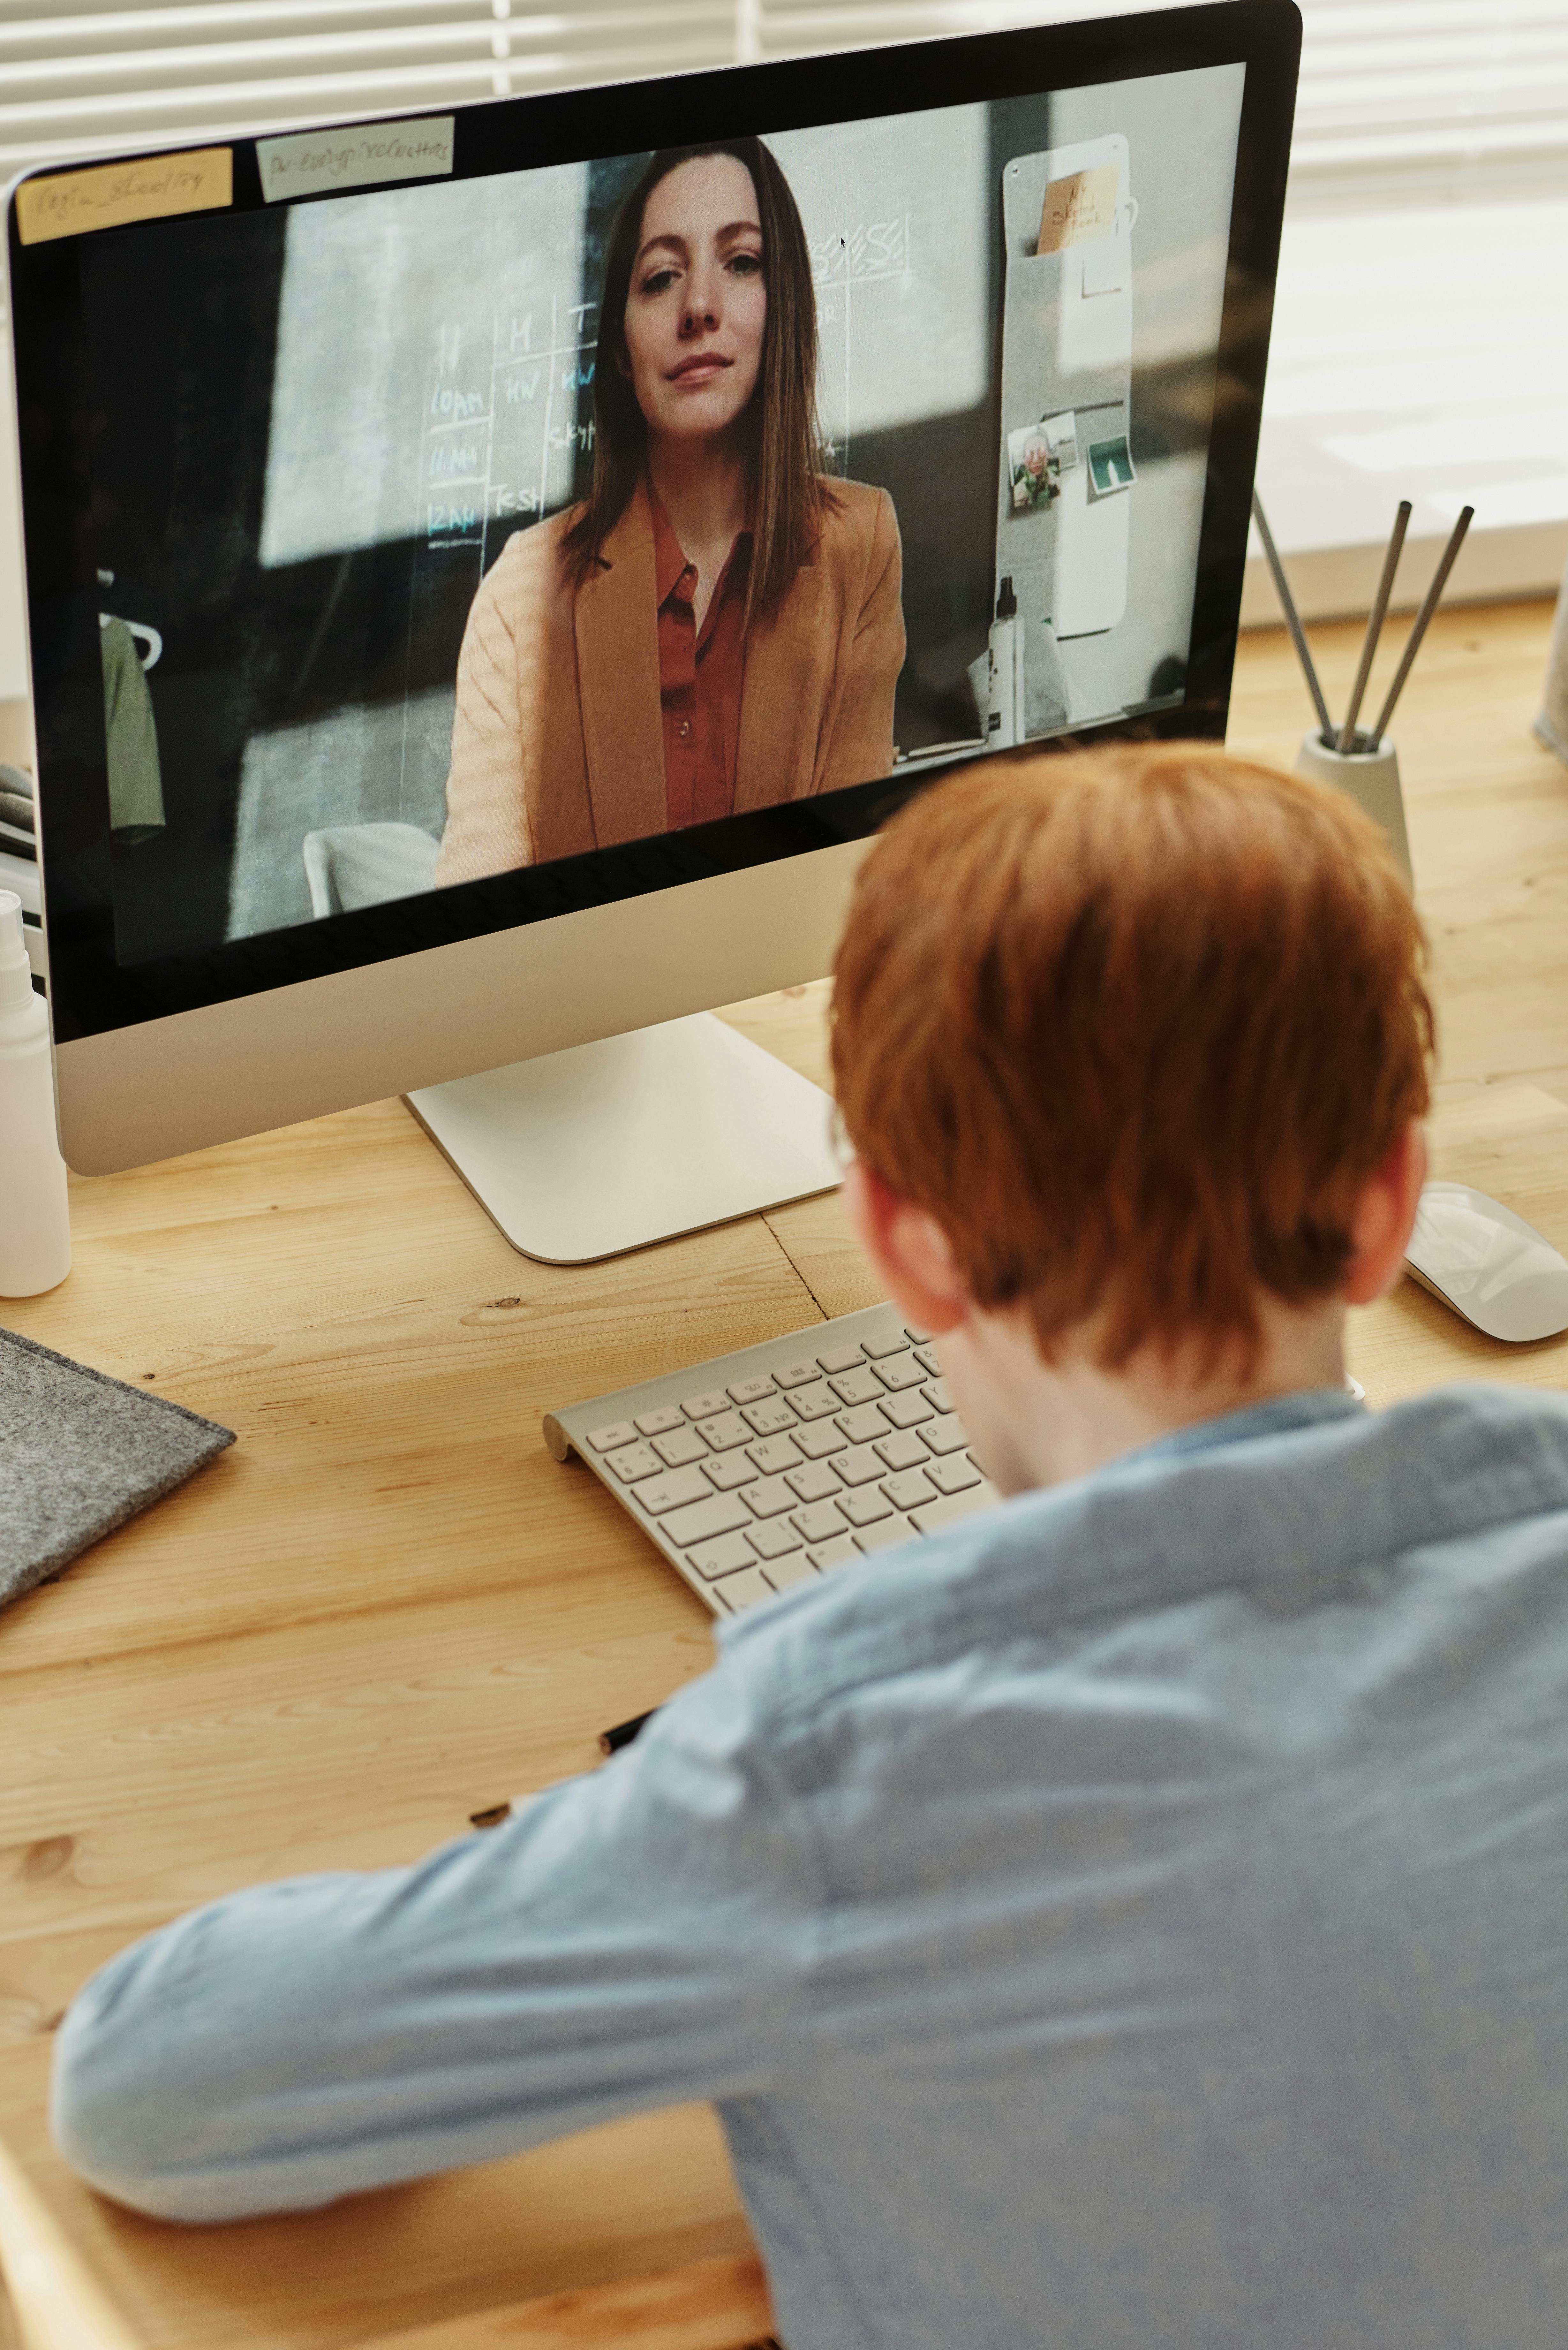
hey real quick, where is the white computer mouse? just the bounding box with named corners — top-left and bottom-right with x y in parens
top-left (1405, 1181), bottom-right (1568, 1343)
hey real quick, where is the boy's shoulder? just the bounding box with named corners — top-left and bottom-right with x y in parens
top-left (714, 1382), bottom-right (1568, 1737)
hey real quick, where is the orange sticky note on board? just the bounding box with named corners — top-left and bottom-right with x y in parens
top-left (1036, 164), bottom-right (1119, 256)
top-left (15, 148), bottom-right (233, 246)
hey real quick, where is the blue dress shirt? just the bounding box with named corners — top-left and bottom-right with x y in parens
top-left (52, 1384), bottom-right (1568, 2348)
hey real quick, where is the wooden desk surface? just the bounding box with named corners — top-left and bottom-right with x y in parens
top-left (4, 597), bottom-right (1568, 2350)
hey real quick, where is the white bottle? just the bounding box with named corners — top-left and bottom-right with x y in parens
top-left (986, 577), bottom-right (1021, 750)
top-left (0, 889), bottom-right (70, 1295)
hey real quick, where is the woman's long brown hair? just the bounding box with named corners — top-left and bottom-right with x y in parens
top-left (560, 138), bottom-right (836, 624)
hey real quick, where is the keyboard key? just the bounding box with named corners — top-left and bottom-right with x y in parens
top-left (909, 1480), bottom-right (998, 1535)
top-left (919, 1413), bottom-right (969, 1457)
top-left (742, 1395), bottom-right (798, 1435)
top-left (653, 1425), bottom-right (709, 1469)
top-left (788, 1380), bottom-right (840, 1421)
top-left (914, 1345), bottom-right (941, 1376)
top-left (739, 1475), bottom-right (794, 1518)
top-left (841, 1485), bottom-right (894, 1527)
top-left (712, 1565), bottom-right (776, 1613)
top-left (695, 1410), bottom-right (750, 1451)
top-left (605, 1442), bottom-right (661, 1483)
top-left (785, 1458), bottom-right (841, 1503)
top-left (836, 1403), bottom-right (888, 1446)
top-left (874, 1428), bottom-right (930, 1472)
top-left (773, 1358), bottom-right (822, 1389)
top-left (929, 1453), bottom-right (982, 1495)
top-left (853, 1514), bottom-right (916, 1554)
top-left (687, 1529), bottom-right (757, 1580)
top-left (792, 1499), bottom-right (846, 1545)
top-left (808, 1536), bottom-right (858, 1571)
top-left (761, 1551), bottom-right (818, 1592)
top-left (904, 1324), bottom-right (930, 1342)
top-left (793, 1420), bottom-right (846, 1460)
top-left (634, 1404), bottom-right (686, 1437)
top-left (588, 1421), bottom-right (636, 1452)
top-left (665, 1492), bottom-right (753, 1546)
top-left (922, 1376), bottom-right (954, 1415)
top-left (747, 1433), bottom-right (803, 1476)
top-left (861, 1329), bottom-right (910, 1359)
top-left (748, 1517), bottom-right (803, 1560)
top-left (883, 1466), bottom-right (937, 1512)
top-left (728, 1373), bottom-right (777, 1406)
top-left (829, 1365), bottom-right (884, 1406)
top-left (704, 1450), bottom-right (757, 1492)
top-left (871, 1352), bottom-right (926, 1391)
top-left (817, 1342), bottom-right (864, 1374)
top-left (827, 1444), bottom-right (883, 1488)
top-left (880, 1391), bottom-right (935, 1430)
top-left (637, 1465), bottom-right (713, 1514)
top-left (682, 1389), bottom-right (730, 1421)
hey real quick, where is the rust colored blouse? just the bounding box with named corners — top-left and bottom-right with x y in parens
top-left (650, 487), bottom-right (751, 831)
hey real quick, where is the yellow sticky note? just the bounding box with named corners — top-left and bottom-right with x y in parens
top-left (1036, 164), bottom-right (1120, 256)
top-left (15, 148), bottom-right (233, 247)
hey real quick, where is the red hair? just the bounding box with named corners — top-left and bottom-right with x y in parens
top-left (831, 743), bottom-right (1433, 1368)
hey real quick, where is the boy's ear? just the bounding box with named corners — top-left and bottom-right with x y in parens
top-left (1343, 1119), bottom-right (1428, 1306)
top-left (841, 1160), bottom-right (971, 1336)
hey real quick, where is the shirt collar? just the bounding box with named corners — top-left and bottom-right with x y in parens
top-left (1123, 1384), bottom-right (1365, 1472)
top-left (647, 478), bottom-right (751, 614)
top-left (648, 482), bottom-right (692, 610)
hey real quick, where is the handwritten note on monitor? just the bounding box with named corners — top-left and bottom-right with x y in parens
top-left (256, 119), bottom-right (456, 204)
top-left (15, 150), bottom-right (232, 246)
top-left (1035, 163), bottom-right (1119, 254)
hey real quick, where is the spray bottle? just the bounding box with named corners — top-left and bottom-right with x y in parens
top-left (0, 889), bottom-right (70, 1295)
top-left (986, 576), bottom-right (1023, 749)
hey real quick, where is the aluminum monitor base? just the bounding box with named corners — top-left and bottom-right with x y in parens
top-left (406, 1012), bottom-right (842, 1264)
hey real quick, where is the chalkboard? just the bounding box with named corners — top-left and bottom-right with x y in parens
top-left (259, 110), bottom-right (993, 573)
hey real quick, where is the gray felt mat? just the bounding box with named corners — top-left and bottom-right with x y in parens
top-left (0, 1326), bottom-right (235, 1609)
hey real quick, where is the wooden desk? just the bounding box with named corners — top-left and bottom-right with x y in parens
top-left (4, 598), bottom-right (1568, 2350)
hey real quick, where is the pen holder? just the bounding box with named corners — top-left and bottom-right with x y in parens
top-left (1294, 730), bottom-right (1412, 890)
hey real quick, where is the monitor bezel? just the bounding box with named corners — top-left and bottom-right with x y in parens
top-left (7, 0), bottom-right (1300, 1058)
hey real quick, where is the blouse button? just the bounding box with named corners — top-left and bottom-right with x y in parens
top-left (677, 720), bottom-right (692, 740)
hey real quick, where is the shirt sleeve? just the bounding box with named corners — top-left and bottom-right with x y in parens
top-left (51, 1664), bottom-right (818, 2224)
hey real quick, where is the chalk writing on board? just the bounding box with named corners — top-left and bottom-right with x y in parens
top-left (811, 217), bottom-right (914, 473)
top-left (420, 295), bottom-right (596, 554)
top-left (810, 218), bottom-right (911, 286)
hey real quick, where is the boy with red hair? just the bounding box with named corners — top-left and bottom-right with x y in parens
top-left (55, 747), bottom-right (1568, 2350)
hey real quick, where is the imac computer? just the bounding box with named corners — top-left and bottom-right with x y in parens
top-left (5, 0), bottom-right (1298, 1264)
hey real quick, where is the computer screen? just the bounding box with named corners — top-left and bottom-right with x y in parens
top-left (8, 1), bottom-right (1298, 1171)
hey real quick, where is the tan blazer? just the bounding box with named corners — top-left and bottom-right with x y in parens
top-left (435, 475), bottom-right (905, 883)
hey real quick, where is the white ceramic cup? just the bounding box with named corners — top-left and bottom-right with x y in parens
top-left (1293, 729), bottom-right (1412, 890)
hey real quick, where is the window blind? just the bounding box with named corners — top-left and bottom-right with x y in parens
top-left (1289, 0), bottom-right (1568, 203)
top-left (0, 0), bottom-right (736, 180)
top-left (1, 0), bottom-right (1563, 196)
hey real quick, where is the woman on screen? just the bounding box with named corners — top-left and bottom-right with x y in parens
top-left (435, 138), bottom-right (905, 882)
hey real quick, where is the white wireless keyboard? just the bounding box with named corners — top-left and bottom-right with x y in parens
top-left (545, 1303), bottom-right (999, 1618)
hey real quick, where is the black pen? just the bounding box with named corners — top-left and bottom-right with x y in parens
top-left (471, 1707), bottom-right (659, 1827)
top-left (599, 1708), bottom-right (657, 1755)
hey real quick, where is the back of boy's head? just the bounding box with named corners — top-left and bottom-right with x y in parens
top-left (831, 741), bottom-right (1433, 1368)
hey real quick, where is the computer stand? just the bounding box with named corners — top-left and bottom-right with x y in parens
top-left (405, 1012), bottom-right (842, 1264)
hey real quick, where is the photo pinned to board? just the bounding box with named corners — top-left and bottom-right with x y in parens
top-left (1087, 434), bottom-right (1136, 497)
top-left (1007, 410), bottom-right (1080, 513)
top-left (1008, 423), bottom-right (1056, 509)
